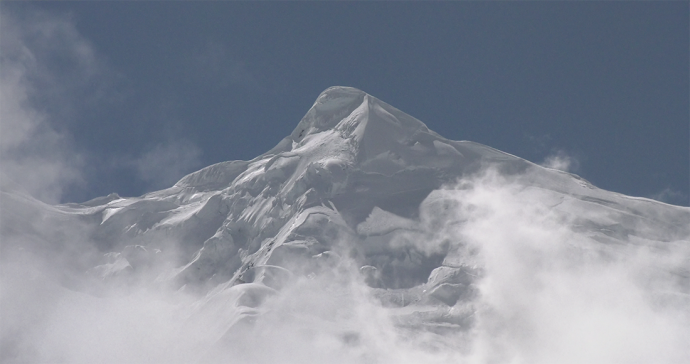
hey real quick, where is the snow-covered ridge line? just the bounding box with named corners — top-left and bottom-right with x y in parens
top-left (18, 86), bottom-right (687, 281)
top-left (2, 86), bottom-right (688, 364)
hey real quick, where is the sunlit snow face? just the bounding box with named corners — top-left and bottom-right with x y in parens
top-left (3, 168), bottom-right (689, 364)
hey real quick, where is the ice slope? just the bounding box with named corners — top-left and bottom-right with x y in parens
top-left (60, 87), bottom-right (690, 316)
top-left (2, 86), bottom-right (689, 363)
top-left (73, 86), bottom-right (688, 286)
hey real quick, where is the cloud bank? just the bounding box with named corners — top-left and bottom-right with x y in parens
top-left (437, 171), bottom-right (690, 363)
top-left (2, 167), bottom-right (688, 363)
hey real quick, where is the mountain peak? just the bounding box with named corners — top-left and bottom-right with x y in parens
top-left (5, 85), bottom-right (690, 364)
top-left (290, 86), bottom-right (366, 142)
top-left (290, 86), bottom-right (432, 144)
top-left (176, 86), bottom-right (512, 193)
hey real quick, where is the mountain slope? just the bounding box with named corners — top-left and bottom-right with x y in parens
top-left (2, 86), bottom-right (689, 363)
top-left (73, 86), bottom-right (689, 287)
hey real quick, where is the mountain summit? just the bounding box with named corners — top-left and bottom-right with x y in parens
top-left (102, 86), bottom-right (538, 288)
top-left (2, 87), bottom-right (689, 363)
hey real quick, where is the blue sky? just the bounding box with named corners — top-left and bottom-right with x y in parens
top-left (1, 2), bottom-right (688, 205)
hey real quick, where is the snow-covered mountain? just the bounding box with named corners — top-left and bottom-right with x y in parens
top-left (2, 87), bottom-right (689, 363)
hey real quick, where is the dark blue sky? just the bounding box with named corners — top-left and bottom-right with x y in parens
top-left (2, 2), bottom-right (688, 205)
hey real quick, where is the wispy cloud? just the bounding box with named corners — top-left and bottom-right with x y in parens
top-left (2, 7), bottom-right (687, 363)
top-left (0, 8), bottom-right (97, 203)
top-left (2, 161), bottom-right (688, 363)
top-left (540, 149), bottom-right (580, 173)
top-left (429, 169), bottom-right (690, 363)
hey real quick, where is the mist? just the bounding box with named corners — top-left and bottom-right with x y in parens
top-left (2, 165), bottom-right (688, 363)
top-left (436, 170), bottom-right (690, 363)
top-left (1, 4), bottom-right (688, 363)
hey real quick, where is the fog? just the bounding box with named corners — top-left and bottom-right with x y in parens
top-left (2, 167), bottom-right (688, 363)
top-left (437, 171), bottom-right (690, 363)
top-left (2, 5), bottom-right (688, 363)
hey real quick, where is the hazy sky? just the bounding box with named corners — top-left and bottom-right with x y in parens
top-left (1, 2), bottom-right (688, 205)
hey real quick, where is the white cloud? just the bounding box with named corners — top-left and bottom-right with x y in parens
top-left (430, 170), bottom-right (690, 363)
top-left (2, 9), bottom-right (687, 362)
top-left (3, 163), bottom-right (688, 363)
top-left (0, 8), bottom-right (94, 203)
top-left (540, 149), bottom-right (580, 173)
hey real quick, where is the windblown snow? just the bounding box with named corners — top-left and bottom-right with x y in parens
top-left (2, 87), bottom-right (689, 363)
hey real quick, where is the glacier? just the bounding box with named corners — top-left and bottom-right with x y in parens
top-left (1, 86), bottom-right (689, 363)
